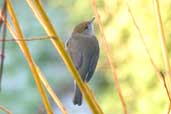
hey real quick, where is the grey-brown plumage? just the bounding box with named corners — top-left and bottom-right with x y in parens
top-left (66, 17), bottom-right (99, 106)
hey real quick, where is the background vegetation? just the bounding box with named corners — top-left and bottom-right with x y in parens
top-left (0, 0), bottom-right (170, 114)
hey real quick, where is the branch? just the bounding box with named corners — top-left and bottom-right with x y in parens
top-left (91, 0), bottom-right (128, 114)
top-left (0, 105), bottom-right (12, 114)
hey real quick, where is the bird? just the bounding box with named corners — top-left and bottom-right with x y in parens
top-left (66, 17), bottom-right (99, 106)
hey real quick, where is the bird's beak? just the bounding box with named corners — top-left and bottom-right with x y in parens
top-left (89, 17), bottom-right (95, 24)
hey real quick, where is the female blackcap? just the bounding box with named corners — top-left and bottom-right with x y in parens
top-left (66, 17), bottom-right (99, 106)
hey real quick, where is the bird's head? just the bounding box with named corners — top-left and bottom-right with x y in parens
top-left (72, 17), bottom-right (95, 36)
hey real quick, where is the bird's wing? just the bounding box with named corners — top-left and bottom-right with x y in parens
top-left (86, 43), bottom-right (99, 82)
top-left (66, 38), bottom-right (83, 69)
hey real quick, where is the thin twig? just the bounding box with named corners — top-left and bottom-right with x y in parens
top-left (167, 103), bottom-right (171, 114)
top-left (0, 13), bottom-right (56, 43)
top-left (91, 0), bottom-right (128, 114)
top-left (153, 0), bottom-right (171, 113)
top-left (161, 73), bottom-right (171, 114)
top-left (127, 3), bottom-right (164, 84)
top-left (0, 36), bottom-right (55, 42)
top-left (0, 105), bottom-right (12, 114)
top-left (161, 72), bottom-right (171, 103)
top-left (0, 11), bottom-right (56, 42)
top-left (127, 4), bottom-right (171, 114)
top-left (35, 65), bottom-right (68, 114)
top-left (0, 0), bottom-right (7, 90)
top-left (154, 0), bottom-right (171, 92)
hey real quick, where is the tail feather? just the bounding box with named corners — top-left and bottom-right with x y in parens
top-left (73, 84), bottom-right (82, 106)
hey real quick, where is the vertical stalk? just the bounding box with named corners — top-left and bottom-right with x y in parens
top-left (154, 0), bottom-right (171, 113)
top-left (154, 0), bottom-right (171, 94)
top-left (0, 0), bottom-right (7, 90)
top-left (6, 0), bottom-right (53, 114)
top-left (91, 0), bottom-right (128, 114)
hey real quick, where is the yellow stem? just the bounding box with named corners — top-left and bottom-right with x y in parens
top-left (154, 1), bottom-right (171, 113)
top-left (91, 0), bottom-right (128, 114)
top-left (35, 65), bottom-right (68, 114)
top-left (154, 0), bottom-right (171, 96)
top-left (0, 105), bottom-right (12, 114)
top-left (128, 2), bottom-right (171, 105)
top-left (6, 0), bottom-right (53, 114)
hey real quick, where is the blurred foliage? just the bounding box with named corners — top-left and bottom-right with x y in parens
top-left (0, 0), bottom-right (171, 114)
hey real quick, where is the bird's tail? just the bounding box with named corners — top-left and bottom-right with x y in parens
top-left (73, 83), bottom-right (82, 106)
